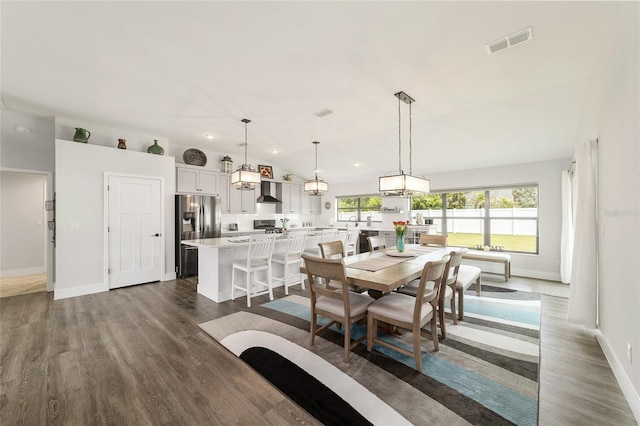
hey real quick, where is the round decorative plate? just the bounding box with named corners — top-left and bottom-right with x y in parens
top-left (183, 148), bottom-right (207, 166)
top-left (385, 249), bottom-right (416, 257)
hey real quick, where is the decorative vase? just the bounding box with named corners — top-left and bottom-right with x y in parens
top-left (396, 233), bottom-right (405, 253)
top-left (117, 139), bottom-right (127, 149)
top-left (73, 128), bottom-right (91, 143)
top-left (147, 139), bottom-right (164, 155)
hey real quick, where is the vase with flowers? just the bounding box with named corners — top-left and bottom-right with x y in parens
top-left (393, 220), bottom-right (408, 253)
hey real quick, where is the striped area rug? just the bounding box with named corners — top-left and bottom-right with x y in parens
top-left (199, 288), bottom-right (540, 426)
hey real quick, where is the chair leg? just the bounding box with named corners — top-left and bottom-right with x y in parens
top-left (310, 312), bottom-right (317, 346)
top-left (458, 288), bottom-right (464, 321)
top-left (231, 267), bottom-right (236, 301)
top-left (450, 293), bottom-right (458, 325)
top-left (343, 322), bottom-right (351, 363)
top-left (439, 300), bottom-right (447, 339)
top-left (476, 275), bottom-right (482, 295)
top-left (367, 315), bottom-right (375, 352)
top-left (283, 262), bottom-right (289, 295)
top-left (299, 261), bottom-right (305, 290)
top-left (246, 271), bottom-right (252, 308)
top-left (430, 315), bottom-right (439, 352)
top-left (414, 324), bottom-right (423, 372)
top-left (267, 265), bottom-right (274, 301)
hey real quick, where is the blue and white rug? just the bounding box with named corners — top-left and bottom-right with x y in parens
top-left (199, 288), bottom-right (540, 426)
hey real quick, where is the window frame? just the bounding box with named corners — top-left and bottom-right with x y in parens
top-left (411, 184), bottom-right (539, 254)
top-left (335, 194), bottom-right (383, 223)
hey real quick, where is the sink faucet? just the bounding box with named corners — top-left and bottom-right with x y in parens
top-left (347, 216), bottom-right (358, 227)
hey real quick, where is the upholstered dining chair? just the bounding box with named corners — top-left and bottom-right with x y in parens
top-left (344, 228), bottom-right (361, 256)
top-left (367, 235), bottom-right (387, 251)
top-left (366, 255), bottom-right (450, 372)
top-left (398, 250), bottom-right (465, 338)
top-left (419, 234), bottom-right (448, 247)
top-left (231, 233), bottom-right (276, 308)
top-left (271, 230), bottom-right (308, 295)
top-left (301, 254), bottom-right (375, 363)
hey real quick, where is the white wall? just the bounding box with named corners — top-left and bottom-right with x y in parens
top-left (54, 139), bottom-right (176, 299)
top-left (576, 3), bottom-right (640, 416)
top-left (322, 158), bottom-right (571, 281)
top-left (0, 171), bottom-right (46, 276)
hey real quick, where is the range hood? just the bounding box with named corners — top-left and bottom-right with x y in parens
top-left (256, 181), bottom-right (282, 203)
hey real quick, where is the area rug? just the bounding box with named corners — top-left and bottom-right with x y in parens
top-left (199, 287), bottom-right (540, 426)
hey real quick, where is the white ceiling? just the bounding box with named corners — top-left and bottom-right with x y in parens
top-left (1, 1), bottom-right (624, 183)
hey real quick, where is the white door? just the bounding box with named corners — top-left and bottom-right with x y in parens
top-left (108, 175), bottom-right (162, 289)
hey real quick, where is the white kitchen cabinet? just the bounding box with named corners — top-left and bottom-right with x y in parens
top-left (277, 182), bottom-right (301, 214)
top-left (176, 167), bottom-right (218, 194)
top-left (301, 193), bottom-right (321, 214)
top-left (229, 185), bottom-right (257, 214)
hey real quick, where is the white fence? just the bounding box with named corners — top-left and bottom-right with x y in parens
top-left (415, 208), bottom-right (537, 236)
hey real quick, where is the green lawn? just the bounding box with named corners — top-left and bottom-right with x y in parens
top-left (447, 233), bottom-right (537, 253)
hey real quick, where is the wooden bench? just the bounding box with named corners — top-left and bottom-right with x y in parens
top-left (462, 251), bottom-right (511, 281)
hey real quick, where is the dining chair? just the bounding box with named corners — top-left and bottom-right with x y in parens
top-left (271, 230), bottom-right (308, 295)
top-left (454, 264), bottom-right (482, 321)
top-left (419, 234), bottom-right (448, 247)
top-left (366, 255), bottom-right (450, 372)
top-left (367, 235), bottom-right (387, 251)
top-left (301, 254), bottom-right (375, 363)
top-left (398, 250), bottom-right (465, 338)
top-left (344, 228), bottom-right (361, 256)
top-left (231, 233), bottom-right (277, 308)
top-left (319, 240), bottom-right (345, 259)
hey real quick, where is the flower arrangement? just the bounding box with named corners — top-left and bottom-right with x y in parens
top-left (280, 218), bottom-right (290, 230)
top-left (393, 220), bottom-right (408, 235)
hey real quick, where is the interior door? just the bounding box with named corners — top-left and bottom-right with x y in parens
top-left (108, 175), bottom-right (162, 289)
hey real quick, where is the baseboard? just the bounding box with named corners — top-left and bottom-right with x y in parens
top-left (54, 282), bottom-right (109, 300)
top-left (162, 272), bottom-right (177, 281)
top-left (512, 268), bottom-right (561, 282)
top-left (0, 266), bottom-right (46, 277)
top-left (595, 330), bottom-right (640, 423)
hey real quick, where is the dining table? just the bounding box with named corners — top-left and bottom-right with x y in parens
top-left (304, 244), bottom-right (457, 294)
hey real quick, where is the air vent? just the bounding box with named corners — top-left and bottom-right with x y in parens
top-left (313, 108), bottom-right (333, 118)
top-left (485, 26), bottom-right (533, 55)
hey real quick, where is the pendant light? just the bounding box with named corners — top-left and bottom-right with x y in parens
top-left (378, 91), bottom-right (430, 196)
top-left (231, 118), bottom-right (262, 190)
top-left (304, 141), bottom-right (329, 195)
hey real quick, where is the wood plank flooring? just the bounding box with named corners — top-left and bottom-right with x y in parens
top-left (0, 275), bottom-right (637, 425)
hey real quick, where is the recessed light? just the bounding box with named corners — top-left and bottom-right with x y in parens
top-left (271, 148), bottom-right (279, 154)
top-left (354, 162), bottom-right (360, 167)
top-left (205, 134), bottom-right (214, 140)
top-left (15, 125), bottom-right (31, 134)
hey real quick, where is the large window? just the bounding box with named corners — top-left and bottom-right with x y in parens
top-left (411, 185), bottom-right (538, 254)
top-left (336, 195), bottom-right (382, 222)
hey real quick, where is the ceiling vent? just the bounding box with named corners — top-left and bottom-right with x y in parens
top-left (313, 108), bottom-right (333, 118)
top-left (485, 26), bottom-right (533, 55)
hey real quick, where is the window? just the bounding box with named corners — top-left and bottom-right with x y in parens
top-left (411, 185), bottom-right (538, 254)
top-left (336, 195), bottom-right (382, 222)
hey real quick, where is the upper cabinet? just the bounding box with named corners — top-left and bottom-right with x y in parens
top-left (176, 166), bottom-right (218, 194)
top-left (301, 193), bottom-right (322, 214)
top-left (277, 182), bottom-right (301, 214)
top-left (229, 185), bottom-right (257, 214)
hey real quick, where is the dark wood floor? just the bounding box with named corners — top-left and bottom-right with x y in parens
top-left (0, 278), bottom-right (636, 425)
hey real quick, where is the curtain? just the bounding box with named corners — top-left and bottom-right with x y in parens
top-left (568, 139), bottom-right (598, 328)
top-left (560, 170), bottom-right (574, 283)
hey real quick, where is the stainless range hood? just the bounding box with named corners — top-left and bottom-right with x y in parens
top-left (256, 181), bottom-right (282, 203)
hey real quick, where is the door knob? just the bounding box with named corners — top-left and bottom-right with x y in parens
top-left (152, 233), bottom-right (161, 237)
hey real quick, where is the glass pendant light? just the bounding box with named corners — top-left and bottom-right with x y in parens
top-left (379, 91), bottom-right (430, 196)
top-left (304, 141), bottom-right (329, 195)
top-left (231, 118), bottom-right (261, 190)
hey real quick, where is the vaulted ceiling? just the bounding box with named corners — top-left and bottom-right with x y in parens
top-left (1, 1), bottom-right (625, 182)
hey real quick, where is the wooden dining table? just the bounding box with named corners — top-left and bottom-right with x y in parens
top-left (306, 245), bottom-right (455, 294)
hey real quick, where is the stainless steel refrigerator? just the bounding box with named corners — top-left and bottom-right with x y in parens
top-left (175, 194), bottom-right (221, 278)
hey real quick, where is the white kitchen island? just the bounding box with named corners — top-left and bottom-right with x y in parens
top-left (182, 232), bottom-right (325, 303)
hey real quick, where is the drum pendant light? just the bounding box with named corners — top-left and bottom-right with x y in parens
top-left (304, 141), bottom-right (329, 195)
top-left (231, 118), bottom-right (261, 190)
top-left (379, 91), bottom-right (430, 196)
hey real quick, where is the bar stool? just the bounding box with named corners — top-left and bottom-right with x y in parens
top-left (304, 228), bottom-right (338, 257)
top-left (344, 228), bottom-right (361, 256)
top-left (271, 230), bottom-right (308, 295)
top-left (231, 233), bottom-right (276, 307)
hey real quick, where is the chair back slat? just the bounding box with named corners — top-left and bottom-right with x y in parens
top-left (319, 240), bottom-right (345, 259)
top-left (248, 233), bottom-right (276, 261)
top-left (420, 234), bottom-right (448, 247)
top-left (320, 228), bottom-right (338, 243)
top-left (285, 230), bottom-right (308, 256)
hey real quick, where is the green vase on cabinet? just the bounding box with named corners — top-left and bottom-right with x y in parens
top-left (147, 140), bottom-right (164, 155)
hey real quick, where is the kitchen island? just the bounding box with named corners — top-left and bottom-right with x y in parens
top-left (182, 232), bottom-right (326, 303)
